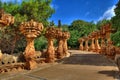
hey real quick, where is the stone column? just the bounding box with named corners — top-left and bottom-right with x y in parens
top-left (104, 23), bottom-right (112, 44)
top-left (24, 38), bottom-right (37, 70)
top-left (56, 39), bottom-right (63, 59)
top-left (95, 38), bottom-right (101, 52)
top-left (78, 38), bottom-right (84, 51)
top-left (100, 38), bottom-right (106, 55)
top-left (63, 32), bottom-right (70, 57)
top-left (63, 39), bottom-right (69, 57)
top-left (45, 27), bottom-right (56, 63)
top-left (89, 38), bottom-right (95, 52)
top-left (46, 38), bottom-right (55, 62)
top-left (101, 38), bottom-right (106, 47)
top-left (85, 40), bottom-right (89, 51)
top-left (106, 32), bottom-right (111, 43)
top-left (84, 37), bottom-right (89, 51)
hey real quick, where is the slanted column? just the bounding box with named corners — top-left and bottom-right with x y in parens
top-left (78, 38), bottom-right (84, 51)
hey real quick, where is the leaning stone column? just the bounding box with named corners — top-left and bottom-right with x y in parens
top-left (78, 38), bottom-right (84, 51)
top-left (19, 20), bottom-right (43, 70)
top-left (63, 31), bottom-right (70, 57)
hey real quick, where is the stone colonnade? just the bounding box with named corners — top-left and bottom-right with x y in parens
top-left (45, 27), bottom-right (70, 63)
top-left (78, 23), bottom-right (117, 60)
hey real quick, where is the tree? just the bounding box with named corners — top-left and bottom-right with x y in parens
top-left (96, 19), bottom-right (111, 30)
top-left (68, 20), bottom-right (96, 49)
top-left (1, 0), bottom-right (54, 26)
top-left (111, 0), bottom-right (120, 30)
top-left (111, 0), bottom-right (120, 46)
top-left (0, 0), bottom-right (54, 53)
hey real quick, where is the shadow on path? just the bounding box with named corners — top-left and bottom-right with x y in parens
top-left (60, 54), bottom-right (116, 66)
top-left (98, 70), bottom-right (119, 78)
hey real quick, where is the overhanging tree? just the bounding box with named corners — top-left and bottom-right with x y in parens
top-left (0, 0), bottom-right (54, 53)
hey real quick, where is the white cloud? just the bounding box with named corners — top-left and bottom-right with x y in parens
top-left (98, 5), bottom-right (116, 21)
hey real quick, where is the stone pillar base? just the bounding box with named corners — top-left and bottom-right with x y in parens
top-left (25, 60), bottom-right (37, 70)
top-left (65, 52), bottom-right (71, 57)
top-left (45, 58), bottom-right (55, 63)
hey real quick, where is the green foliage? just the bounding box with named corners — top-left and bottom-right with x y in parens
top-left (1, 0), bottom-right (54, 26)
top-left (96, 19), bottom-right (111, 30)
top-left (34, 36), bottom-right (47, 51)
top-left (0, 0), bottom-right (54, 53)
top-left (61, 24), bottom-right (69, 31)
top-left (111, 31), bottom-right (120, 47)
top-left (68, 30), bottom-right (80, 49)
top-left (69, 20), bottom-right (89, 30)
top-left (68, 20), bottom-right (96, 49)
top-left (111, 0), bottom-right (120, 46)
top-left (111, 0), bottom-right (120, 30)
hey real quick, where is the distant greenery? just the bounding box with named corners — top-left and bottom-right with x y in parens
top-left (64, 20), bottom-right (96, 49)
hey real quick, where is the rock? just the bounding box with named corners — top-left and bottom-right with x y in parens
top-left (0, 54), bottom-right (17, 64)
top-left (65, 52), bottom-right (71, 57)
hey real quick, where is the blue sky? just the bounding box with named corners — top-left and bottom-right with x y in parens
top-left (50, 0), bottom-right (118, 25)
top-left (2, 0), bottom-right (119, 25)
